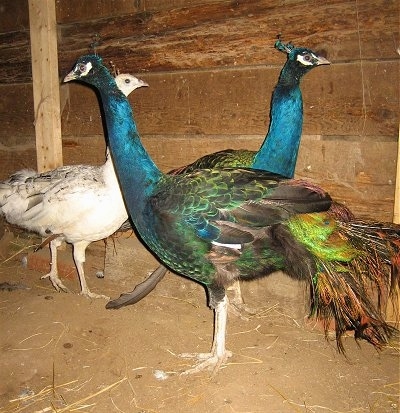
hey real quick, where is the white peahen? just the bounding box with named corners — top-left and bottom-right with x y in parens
top-left (0, 74), bottom-right (148, 298)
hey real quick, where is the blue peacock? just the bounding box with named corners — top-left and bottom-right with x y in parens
top-left (64, 54), bottom-right (399, 375)
top-left (108, 39), bottom-right (331, 308)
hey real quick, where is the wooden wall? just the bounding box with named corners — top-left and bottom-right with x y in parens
top-left (0, 0), bottom-right (399, 221)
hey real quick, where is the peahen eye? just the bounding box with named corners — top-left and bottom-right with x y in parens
top-left (124, 79), bottom-right (130, 84)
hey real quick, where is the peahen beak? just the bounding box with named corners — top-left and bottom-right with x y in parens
top-left (138, 79), bottom-right (149, 87)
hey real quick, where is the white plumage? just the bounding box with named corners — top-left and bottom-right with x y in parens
top-left (0, 73), bottom-right (148, 298)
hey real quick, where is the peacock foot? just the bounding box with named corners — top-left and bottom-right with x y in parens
top-left (79, 289), bottom-right (110, 300)
top-left (179, 350), bottom-right (233, 375)
top-left (41, 272), bottom-right (70, 293)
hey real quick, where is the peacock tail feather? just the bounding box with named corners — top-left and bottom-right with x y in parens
top-left (288, 211), bottom-right (400, 351)
top-left (287, 213), bottom-right (359, 262)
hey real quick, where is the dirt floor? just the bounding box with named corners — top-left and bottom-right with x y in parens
top-left (0, 227), bottom-right (399, 413)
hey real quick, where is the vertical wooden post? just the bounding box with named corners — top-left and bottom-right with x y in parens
top-left (28, 0), bottom-right (63, 172)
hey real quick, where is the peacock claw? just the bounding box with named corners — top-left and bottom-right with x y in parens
top-left (80, 290), bottom-right (110, 300)
top-left (41, 273), bottom-right (70, 293)
top-left (179, 350), bottom-right (233, 375)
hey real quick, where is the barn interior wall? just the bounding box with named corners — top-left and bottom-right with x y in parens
top-left (0, 0), bottom-right (398, 221)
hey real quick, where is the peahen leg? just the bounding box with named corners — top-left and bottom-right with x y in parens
top-left (73, 241), bottom-right (109, 300)
top-left (41, 238), bottom-right (70, 293)
top-left (227, 280), bottom-right (257, 319)
top-left (180, 295), bottom-right (232, 375)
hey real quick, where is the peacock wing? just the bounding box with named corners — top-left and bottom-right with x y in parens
top-left (150, 168), bottom-right (331, 247)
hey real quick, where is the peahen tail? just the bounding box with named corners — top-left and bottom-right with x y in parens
top-left (288, 205), bottom-right (400, 352)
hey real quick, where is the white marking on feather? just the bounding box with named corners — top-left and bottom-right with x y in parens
top-left (212, 241), bottom-right (242, 250)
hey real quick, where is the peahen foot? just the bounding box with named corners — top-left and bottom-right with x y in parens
top-left (227, 281), bottom-right (257, 320)
top-left (41, 272), bottom-right (70, 293)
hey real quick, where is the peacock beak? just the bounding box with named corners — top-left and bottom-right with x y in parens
top-left (63, 70), bottom-right (77, 83)
top-left (316, 55), bottom-right (330, 65)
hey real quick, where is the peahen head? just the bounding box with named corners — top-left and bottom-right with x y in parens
top-left (115, 73), bottom-right (149, 96)
top-left (275, 39), bottom-right (330, 85)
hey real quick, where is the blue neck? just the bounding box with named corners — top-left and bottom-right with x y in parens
top-left (252, 83), bottom-right (303, 178)
top-left (252, 56), bottom-right (307, 178)
top-left (99, 86), bottom-right (162, 216)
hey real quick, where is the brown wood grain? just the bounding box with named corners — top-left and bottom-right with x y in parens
top-left (0, 0), bottom-right (398, 83)
top-left (57, 62), bottom-right (398, 138)
top-left (56, 0), bottom-right (399, 74)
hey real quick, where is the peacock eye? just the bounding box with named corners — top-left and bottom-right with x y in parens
top-left (303, 54), bottom-right (311, 61)
top-left (78, 64), bottom-right (86, 73)
top-left (124, 79), bottom-right (130, 84)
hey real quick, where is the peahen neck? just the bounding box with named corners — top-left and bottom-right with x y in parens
top-left (94, 69), bottom-right (162, 213)
top-left (252, 60), bottom-right (303, 178)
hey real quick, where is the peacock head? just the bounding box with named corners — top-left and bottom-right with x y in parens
top-left (274, 38), bottom-right (330, 80)
top-left (64, 54), bottom-right (104, 84)
top-left (64, 54), bottom-right (148, 93)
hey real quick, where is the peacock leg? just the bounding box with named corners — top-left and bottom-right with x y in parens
top-left (73, 241), bottom-right (109, 300)
top-left (180, 295), bottom-right (232, 375)
top-left (41, 238), bottom-right (70, 293)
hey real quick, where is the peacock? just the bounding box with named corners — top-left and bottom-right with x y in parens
top-left (107, 39), bottom-right (331, 309)
top-left (0, 73), bottom-right (148, 299)
top-left (64, 54), bottom-right (399, 374)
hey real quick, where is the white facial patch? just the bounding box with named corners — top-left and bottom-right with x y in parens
top-left (80, 61), bottom-right (93, 76)
top-left (296, 53), bottom-right (315, 66)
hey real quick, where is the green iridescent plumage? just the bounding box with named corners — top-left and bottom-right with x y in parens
top-left (65, 54), bottom-right (400, 375)
top-left (287, 213), bottom-right (359, 262)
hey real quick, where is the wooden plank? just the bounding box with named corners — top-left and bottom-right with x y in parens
top-left (0, 147), bottom-right (37, 180)
top-left (0, 136), bottom-right (105, 180)
top-left (55, 0), bottom-right (222, 24)
top-left (1, 0), bottom-right (398, 83)
top-left (0, 84), bottom-right (35, 138)
top-left (0, 31), bottom-right (31, 83)
top-left (59, 62), bottom-right (398, 138)
top-left (28, 0), bottom-right (63, 172)
top-left (56, 0), bottom-right (140, 24)
top-left (0, 0), bottom-right (29, 33)
top-left (56, 0), bottom-right (399, 74)
top-left (63, 136), bottom-right (106, 166)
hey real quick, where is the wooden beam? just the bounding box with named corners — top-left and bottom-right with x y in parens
top-left (28, 0), bottom-right (63, 172)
